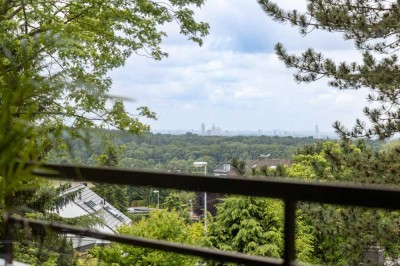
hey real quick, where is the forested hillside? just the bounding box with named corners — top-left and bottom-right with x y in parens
top-left (47, 130), bottom-right (384, 173)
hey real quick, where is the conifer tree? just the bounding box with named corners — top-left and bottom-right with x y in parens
top-left (258, 0), bottom-right (400, 139)
top-left (287, 141), bottom-right (400, 264)
top-left (92, 143), bottom-right (130, 211)
top-left (207, 196), bottom-right (315, 264)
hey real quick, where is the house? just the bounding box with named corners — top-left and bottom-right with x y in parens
top-left (246, 156), bottom-right (291, 170)
top-left (213, 162), bottom-right (231, 177)
top-left (196, 156), bottom-right (292, 217)
top-left (57, 184), bottom-right (132, 251)
top-left (213, 156), bottom-right (291, 177)
top-left (127, 207), bottom-right (154, 214)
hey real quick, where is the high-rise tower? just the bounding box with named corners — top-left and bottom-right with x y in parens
top-left (201, 123), bottom-right (205, 135)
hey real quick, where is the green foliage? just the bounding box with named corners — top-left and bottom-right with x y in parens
top-left (0, 29), bottom-right (52, 211)
top-left (1, 0), bottom-right (209, 264)
top-left (287, 140), bottom-right (400, 264)
top-left (258, 0), bottom-right (400, 139)
top-left (7, 182), bottom-right (78, 215)
top-left (1, 0), bottom-right (209, 135)
top-left (9, 184), bottom-right (102, 265)
top-left (91, 141), bottom-right (130, 211)
top-left (47, 131), bottom-right (326, 171)
top-left (380, 139), bottom-right (400, 154)
top-left (26, 212), bottom-right (104, 229)
top-left (290, 140), bottom-right (400, 184)
top-left (0, 0), bottom-right (209, 217)
top-left (302, 204), bottom-right (400, 265)
top-left (230, 157), bottom-right (246, 175)
top-left (13, 229), bottom-right (76, 266)
top-left (252, 164), bottom-right (288, 177)
top-left (90, 209), bottom-right (203, 265)
top-left (93, 183), bottom-right (129, 211)
top-left (162, 192), bottom-right (191, 220)
top-left (232, 156), bottom-right (289, 178)
top-left (207, 196), bottom-right (315, 264)
top-left (76, 256), bottom-right (103, 266)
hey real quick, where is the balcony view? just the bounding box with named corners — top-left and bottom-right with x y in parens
top-left (0, 0), bottom-right (400, 265)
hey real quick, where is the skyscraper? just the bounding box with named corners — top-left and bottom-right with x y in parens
top-left (201, 123), bottom-right (205, 135)
top-left (315, 124), bottom-right (319, 139)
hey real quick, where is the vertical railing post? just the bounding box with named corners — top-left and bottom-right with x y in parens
top-left (3, 215), bottom-right (13, 265)
top-left (283, 200), bottom-right (296, 266)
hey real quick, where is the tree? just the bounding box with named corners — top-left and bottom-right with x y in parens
top-left (253, 164), bottom-right (288, 177)
top-left (230, 157), bottom-right (247, 175)
top-left (1, 0), bottom-right (209, 134)
top-left (1, 1), bottom-right (209, 263)
top-left (5, 182), bottom-right (102, 266)
top-left (0, 0), bottom-right (209, 207)
top-left (0, 0), bottom-right (210, 212)
top-left (13, 230), bottom-right (76, 266)
top-left (90, 209), bottom-right (203, 265)
top-left (258, 0), bottom-right (400, 139)
top-left (289, 140), bottom-right (400, 185)
top-left (207, 196), bottom-right (315, 264)
top-left (1, 0), bottom-right (210, 221)
top-left (162, 192), bottom-right (189, 218)
top-left (287, 141), bottom-right (400, 264)
top-left (91, 143), bottom-right (130, 211)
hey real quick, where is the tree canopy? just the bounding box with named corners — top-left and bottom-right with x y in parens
top-left (0, 0), bottom-right (209, 210)
top-left (1, 0), bottom-right (209, 135)
top-left (258, 0), bottom-right (400, 139)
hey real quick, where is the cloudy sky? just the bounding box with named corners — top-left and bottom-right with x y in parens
top-left (109, 0), bottom-right (369, 134)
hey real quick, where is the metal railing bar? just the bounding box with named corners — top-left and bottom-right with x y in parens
top-left (4, 215), bottom-right (287, 266)
top-left (4, 217), bottom-right (13, 264)
top-left (32, 163), bottom-right (400, 210)
top-left (283, 200), bottom-right (296, 266)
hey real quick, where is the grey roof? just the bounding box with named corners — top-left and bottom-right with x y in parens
top-left (213, 158), bottom-right (292, 176)
top-left (60, 184), bottom-right (132, 232)
top-left (246, 158), bottom-right (291, 169)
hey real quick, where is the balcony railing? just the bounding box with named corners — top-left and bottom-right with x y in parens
top-left (3, 163), bottom-right (400, 265)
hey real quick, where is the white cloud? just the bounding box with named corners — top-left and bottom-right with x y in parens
top-left (209, 87), bottom-right (226, 103)
top-left (233, 87), bottom-right (268, 100)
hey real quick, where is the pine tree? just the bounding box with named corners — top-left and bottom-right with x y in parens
top-left (258, 0), bottom-right (400, 139)
top-left (287, 140), bottom-right (400, 264)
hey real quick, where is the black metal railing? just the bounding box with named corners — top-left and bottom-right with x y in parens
top-left (3, 163), bottom-right (400, 265)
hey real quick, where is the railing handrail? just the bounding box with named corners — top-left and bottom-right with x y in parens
top-left (32, 163), bottom-right (400, 209)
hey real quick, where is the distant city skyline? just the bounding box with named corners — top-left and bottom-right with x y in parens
top-left (151, 122), bottom-right (337, 139)
top-left (149, 124), bottom-right (336, 135)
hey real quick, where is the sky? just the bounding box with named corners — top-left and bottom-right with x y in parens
top-left (109, 0), bottom-right (369, 134)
